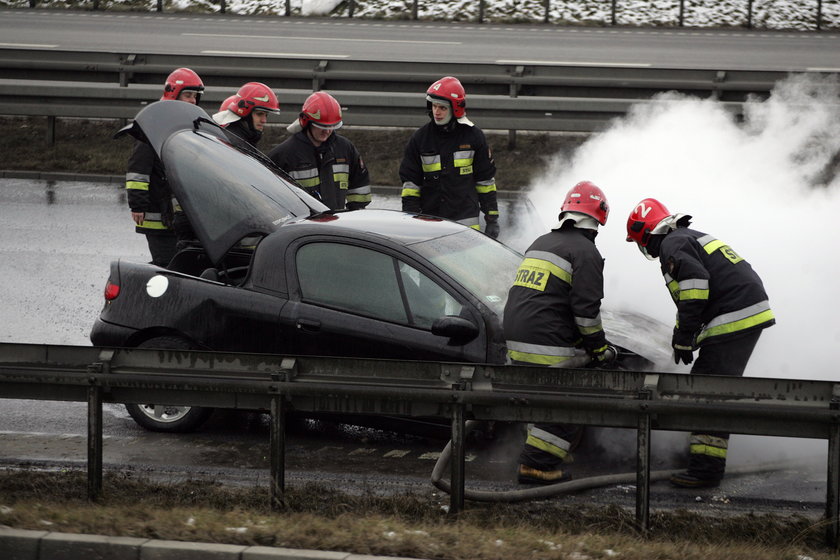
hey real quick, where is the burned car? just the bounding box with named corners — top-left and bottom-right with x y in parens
top-left (91, 101), bottom-right (668, 433)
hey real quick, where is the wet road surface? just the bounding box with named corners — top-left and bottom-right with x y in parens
top-left (0, 178), bottom-right (830, 519)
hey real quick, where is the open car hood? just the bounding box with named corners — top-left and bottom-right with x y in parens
top-left (121, 101), bottom-right (329, 265)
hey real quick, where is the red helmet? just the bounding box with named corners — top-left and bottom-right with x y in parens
top-left (626, 198), bottom-right (672, 246)
top-left (225, 82), bottom-right (280, 117)
top-left (298, 91), bottom-right (343, 130)
top-left (161, 68), bottom-right (204, 102)
top-left (219, 94), bottom-right (237, 113)
top-left (426, 76), bottom-right (466, 119)
top-left (560, 181), bottom-right (609, 225)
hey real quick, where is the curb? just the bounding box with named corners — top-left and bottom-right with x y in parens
top-left (0, 527), bottom-right (426, 560)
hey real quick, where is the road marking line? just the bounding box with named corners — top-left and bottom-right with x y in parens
top-left (496, 59), bottom-right (652, 67)
top-left (202, 50), bottom-right (350, 58)
top-left (384, 449), bottom-right (411, 458)
top-left (0, 42), bottom-right (58, 48)
top-left (419, 452), bottom-right (442, 460)
top-left (348, 448), bottom-right (377, 456)
top-left (185, 33), bottom-right (460, 45)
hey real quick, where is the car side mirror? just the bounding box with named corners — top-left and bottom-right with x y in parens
top-left (431, 315), bottom-right (479, 342)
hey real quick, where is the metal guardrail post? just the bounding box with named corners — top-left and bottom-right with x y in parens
top-left (610, 0), bottom-right (617, 25)
top-left (449, 396), bottom-right (465, 515)
top-left (678, 0), bottom-right (685, 27)
top-left (412, 0), bottom-right (419, 20)
top-left (87, 382), bottom-right (103, 502)
top-left (544, 0), bottom-right (550, 24)
top-left (635, 374), bottom-right (659, 535)
top-left (270, 392), bottom-right (286, 511)
top-left (817, 0), bottom-right (823, 31)
top-left (746, 0), bottom-right (754, 28)
top-left (827, 384), bottom-right (840, 548)
top-left (285, 0), bottom-right (291, 17)
top-left (348, 0), bottom-right (355, 18)
top-left (478, 0), bottom-right (485, 23)
top-left (46, 116), bottom-right (56, 147)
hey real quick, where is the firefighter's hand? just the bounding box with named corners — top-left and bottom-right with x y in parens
top-left (131, 211), bottom-right (145, 225)
top-left (673, 347), bottom-right (694, 365)
top-left (484, 219), bottom-right (500, 239)
top-left (591, 344), bottom-right (617, 367)
top-left (671, 328), bottom-right (695, 365)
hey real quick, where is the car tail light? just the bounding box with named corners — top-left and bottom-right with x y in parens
top-left (104, 281), bottom-right (120, 301)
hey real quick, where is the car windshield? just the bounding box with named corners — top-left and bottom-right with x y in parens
top-left (409, 229), bottom-right (522, 316)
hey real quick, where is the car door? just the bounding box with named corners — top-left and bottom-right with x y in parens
top-left (281, 239), bottom-right (488, 363)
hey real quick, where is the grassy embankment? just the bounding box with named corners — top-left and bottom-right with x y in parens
top-left (0, 116), bottom-right (586, 190)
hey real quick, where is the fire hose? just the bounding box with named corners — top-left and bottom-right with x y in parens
top-left (431, 420), bottom-right (793, 503)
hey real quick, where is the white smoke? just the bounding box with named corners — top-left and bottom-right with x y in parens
top-left (525, 72), bottom-right (840, 382)
top-left (520, 73), bottom-right (840, 471)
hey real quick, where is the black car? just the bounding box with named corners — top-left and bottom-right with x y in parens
top-left (91, 101), bottom-right (669, 433)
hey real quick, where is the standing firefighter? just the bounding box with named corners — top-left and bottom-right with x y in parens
top-left (124, 67), bottom-right (203, 267)
top-left (626, 198), bottom-right (776, 488)
top-left (268, 91), bottom-right (371, 210)
top-left (504, 181), bottom-right (616, 484)
top-left (399, 76), bottom-right (500, 238)
top-left (212, 81), bottom-right (280, 150)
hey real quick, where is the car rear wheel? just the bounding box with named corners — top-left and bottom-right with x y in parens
top-left (124, 336), bottom-right (214, 433)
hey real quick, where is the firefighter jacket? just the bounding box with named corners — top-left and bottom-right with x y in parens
top-left (267, 131), bottom-right (371, 211)
top-left (503, 226), bottom-right (608, 366)
top-left (125, 139), bottom-right (173, 235)
top-left (659, 227), bottom-right (775, 347)
top-left (399, 120), bottom-right (498, 229)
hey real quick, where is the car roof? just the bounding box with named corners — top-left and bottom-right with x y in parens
top-left (123, 101), bottom-right (328, 265)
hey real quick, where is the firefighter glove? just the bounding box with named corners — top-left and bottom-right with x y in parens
top-left (672, 328), bottom-right (695, 365)
top-left (591, 344), bottom-right (617, 366)
top-left (484, 219), bottom-right (500, 239)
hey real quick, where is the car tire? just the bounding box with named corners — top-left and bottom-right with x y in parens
top-left (124, 336), bottom-right (214, 433)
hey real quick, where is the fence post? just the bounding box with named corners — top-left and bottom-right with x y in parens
top-left (270, 393), bottom-right (287, 511)
top-left (412, 0), bottom-right (419, 20)
top-left (817, 0), bottom-right (823, 31)
top-left (449, 397), bottom-right (466, 515)
top-left (478, 0), bottom-right (485, 23)
top-left (28, 0), bottom-right (36, 7)
top-left (285, 0), bottom-right (291, 17)
top-left (87, 383), bottom-right (103, 502)
top-left (746, 0), bottom-right (753, 28)
top-left (635, 376), bottom-right (657, 536)
top-left (544, 0), bottom-right (550, 23)
top-left (46, 116), bottom-right (56, 147)
top-left (827, 385), bottom-right (840, 549)
top-left (678, 0), bottom-right (685, 26)
top-left (348, 0), bottom-right (355, 18)
top-left (611, 0), bottom-right (617, 25)
top-left (219, 0), bottom-right (226, 14)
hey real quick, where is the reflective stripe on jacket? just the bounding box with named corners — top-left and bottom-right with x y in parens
top-left (503, 227), bottom-right (607, 365)
top-left (267, 131), bottom-right (371, 211)
top-left (399, 120), bottom-right (498, 225)
top-left (659, 227), bottom-right (775, 345)
top-left (125, 139), bottom-right (173, 235)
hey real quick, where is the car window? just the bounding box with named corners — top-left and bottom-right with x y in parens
top-left (297, 243), bottom-right (461, 328)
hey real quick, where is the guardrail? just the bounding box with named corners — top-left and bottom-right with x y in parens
top-left (0, 48), bottom-right (796, 142)
top-left (0, 342), bottom-right (838, 546)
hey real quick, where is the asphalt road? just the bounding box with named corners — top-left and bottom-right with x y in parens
top-left (1, 8), bottom-right (839, 71)
top-left (0, 177), bottom-right (831, 520)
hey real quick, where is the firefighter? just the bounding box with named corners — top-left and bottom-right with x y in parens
top-left (399, 76), bottom-right (500, 238)
top-left (124, 67), bottom-right (204, 267)
top-left (212, 82), bottom-right (280, 150)
top-left (626, 198), bottom-right (776, 488)
top-left (504, 181), bottom-right (616, 484)
top-left (268, 91), bottom-right (371, 210)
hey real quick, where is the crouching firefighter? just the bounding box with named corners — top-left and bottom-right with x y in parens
top-left (503, 181), bottom-right (617, 484)
top-left (626, 198), bottom-right (776, 488)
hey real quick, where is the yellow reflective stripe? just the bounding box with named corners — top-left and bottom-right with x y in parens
top-left (697, 309), bottom-right (775, 342)
top-left (453, 157), bottom-right (474, 167)
top-left (690, 444), bottom-right (728, 459)
top-left (401, 184), bottom-right (421, 198)
top-left (525, 433), bottom-right (570, 460)
top-left (702, 238), bottom-right (726, 255)
top-left (296, 177), bottom-right (321, 188)
top-left (507, 350), bottom-right (573, 366)
top-left (475, 182), bottom-right (496, 194)
top-left (679, 288), bottom-right (709, 301)
top-left (346, 193), bottom-right (372, 203)
top-left (126, 180), bottom-right (149, 192)
top-left (139, 220), bottom-right (167, 230)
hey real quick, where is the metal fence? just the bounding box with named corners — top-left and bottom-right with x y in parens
top-left (0, 47), bottom-right (790, 144)
top-left (0, 342), bottom-right (838, 546)
top-left (19, 1), bottom-right (839, 31)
